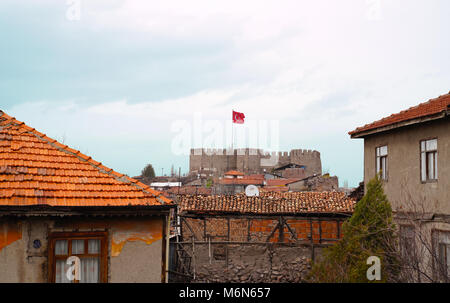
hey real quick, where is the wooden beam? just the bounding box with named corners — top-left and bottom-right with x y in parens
top-left (337, 220), bottom-right (341, 239)
top-left (175, 240), bottom-right (335, 247)
top-left (278, 216), bottom-right (285, 243)
top-left (266, 221), bottom-right (280, 242)
top-left (319, 218), bottom-right (322, 244)
top-left (203, 218), bottom-right (207, 241)
top-left (247, 218), bottom-right (251, 242)
top-left (309, 218), bottom-right (315, 261)
top-left (181, 217), bottom-right (198, 240)
top-left (283, 218), bottom-right (298, 242)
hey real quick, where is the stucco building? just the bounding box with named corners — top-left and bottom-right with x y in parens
top-left (349, 92), bottom-right (450, 281)
top-left (0, 110), bottom-right (174, 283)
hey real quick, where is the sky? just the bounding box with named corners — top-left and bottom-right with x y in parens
top-left (1, 0), bottom-right (449, 187)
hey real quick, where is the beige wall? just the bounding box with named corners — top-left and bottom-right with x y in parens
top-left (363, 118), bottom-right (450, 214)
top-left (0, 216), bottom-right (166, 283)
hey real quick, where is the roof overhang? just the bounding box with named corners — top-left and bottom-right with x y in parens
top-left (0, 204), bottom-right (175, 217)
top-left (179, 210), bottom-right (353, 218)
top-left (349, 111), bottom-right (448, 139)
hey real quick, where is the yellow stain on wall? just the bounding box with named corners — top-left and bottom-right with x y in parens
top-left (111, 220), bottom-right (163, 257)
top-left (0, 222), bottom-right (22, 252)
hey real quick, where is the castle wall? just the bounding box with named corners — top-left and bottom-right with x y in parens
top-left (189, 148), bottom-right (322, 177)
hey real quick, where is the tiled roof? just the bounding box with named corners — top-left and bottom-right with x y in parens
top-left (0, 110), bottom-right (171, 207)
top-left (178, 191), bottom-right (355, 215)
top-left (218, 178), bottom-right (264, 185)
top-left (224, 170), bottom-right (245, 176)
top-left (245, 174), bottom-right (265, 180)
top-left (266, 178), bottom-right (302, 187)
top-left (349, 92), bottom-right (450, 137)
top-left (166, 186), bottom-right (212, 195)
top-left (260, 187), bottom-right (289, 193)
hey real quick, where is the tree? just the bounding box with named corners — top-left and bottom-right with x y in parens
top-left (141, 164), bottom-right (156, 180)
top-left (308, 174), bottom-right (399, 282)
top-left (206, 178), bottom-right (213, 188)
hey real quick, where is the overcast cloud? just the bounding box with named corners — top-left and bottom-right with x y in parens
top-left (1, 0), bottom-right (449, 186)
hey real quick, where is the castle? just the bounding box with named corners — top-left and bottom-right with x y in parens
top-left (189, 148), bottom-right (322, 177)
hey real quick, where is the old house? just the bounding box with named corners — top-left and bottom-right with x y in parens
top-left (0, 110), bottom-right (174, 283)
top-left (214, 171), bottom-right (265, 194)
top-left (171, 191), bottom-right (356, 282)
top-left (349, 92), bottom-right (450, 281)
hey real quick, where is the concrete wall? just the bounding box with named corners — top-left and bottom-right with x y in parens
top-left (0, 217), bottom-right (165, 283)
top-left (363, 118), bottom-right (450, 214)
top-left (362, 118), bottom-right (450, 281)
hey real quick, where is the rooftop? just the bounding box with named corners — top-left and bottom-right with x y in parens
top-left (349, 92), bottom-right (450, 138)
top-left (178, 191), bottom-right (356, 215)
top-left (224, 170), bottom-right (245, 176)
top-left (265, 178), bottom-right (302, 187)
top-left (0, 110), bottom-right (171, 207)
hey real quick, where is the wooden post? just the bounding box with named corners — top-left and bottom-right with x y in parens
top-left (309, 218), bottom-right (315, 261)
top-left (278, 216), bottom-right (285, 243)
top-left (208, 236), bottom-right (212, 265)
top-left (226, 218), bottom-right (230, 267)
top-left (336, 220), bottom-right (341, 239)
top-left (247, 218), bottom-right (251, 242)
top-left (192, 236), bottom-right (196, 280)
top-left (203, 218), bottom-right (207, 241)
top-left (318, 218), bottom-right (322, 244)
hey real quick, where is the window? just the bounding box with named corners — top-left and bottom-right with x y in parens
top-left (376, 145), bottom-right (388, 180)
top-left (400, 225), bottom-right (415, 258)
top-left (420, 139), bottom-right (438, 182)
top-left (435, 231), bottom-right (450, 281)
top-left (48, 232), bottom-right (107, 283)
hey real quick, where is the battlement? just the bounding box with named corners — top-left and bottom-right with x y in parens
top-left (190, 148), bottom-right (266, 156)
top-left (189, 147), bottom-right (321, 177)
top-left (190, 148), bottom-right (320, 157)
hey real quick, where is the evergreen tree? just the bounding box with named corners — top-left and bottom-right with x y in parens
top-left (141, 164), bottom-right (156, 180)
top-left (308, 174), bottom-right (398, 282)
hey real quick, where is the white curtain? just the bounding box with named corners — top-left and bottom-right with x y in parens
top-left (80, 257), bottom-right (100, 283)
top-left (72, 239), bottom-right (84, 254)
top-left (88, 239), bottom-right (100, 254)
top-left (55, 259), bottom-right (70, 283)
top-left (55, 240), bottom-right (68, 255)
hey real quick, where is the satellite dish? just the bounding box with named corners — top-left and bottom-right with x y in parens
top-left (245, 185), bottom-right (260, 197)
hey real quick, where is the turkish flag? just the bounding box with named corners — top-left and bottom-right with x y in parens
top-left (232, 110), bottom-right (245, 124)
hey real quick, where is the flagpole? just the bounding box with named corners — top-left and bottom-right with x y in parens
top-left (231, 109), bottom-right (234, 151)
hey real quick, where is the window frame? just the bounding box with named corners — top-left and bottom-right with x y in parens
top-left (48, 231), bottom-right (108, 283)
top-left (399, 225), bottom-right (416, 259)
top-left (420, 138), bottom-right (438, 183)
top-left (432, 229), bottom-right (450, 282)
top-left (375, 144), bottom-right (388, 181)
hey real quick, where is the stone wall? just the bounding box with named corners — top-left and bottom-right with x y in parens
top-left (175, 215), bottom-right (346, 282)
top-left (187, 244), bottom-right (318, 283)
top-left (189, 148), bottom-right (322, 177)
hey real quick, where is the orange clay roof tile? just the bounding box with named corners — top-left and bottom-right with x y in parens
top-left (178, 191), bottom-right (355, 215)
top-left (0, 110), bottom-right (172, 207)
top-left (349, 92), bottom-right (450, 136)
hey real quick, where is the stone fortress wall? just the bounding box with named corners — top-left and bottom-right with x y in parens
top-left (189, 148), bottom-right (322, 177)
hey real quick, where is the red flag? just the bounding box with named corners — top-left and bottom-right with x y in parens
top-left (232, 110), bottom-right (245, 124)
